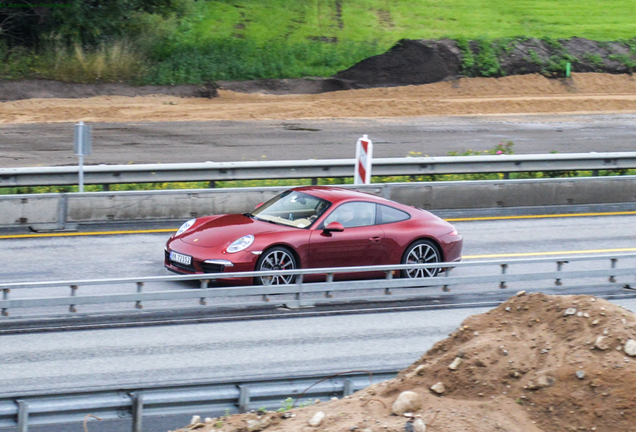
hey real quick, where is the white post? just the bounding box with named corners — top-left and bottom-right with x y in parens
top-left (354, 134), bottom-right (373, 185)
top-left (78, 153), bottom-right (84, 192)
top-left (74, 121), bottom-right (92, 193)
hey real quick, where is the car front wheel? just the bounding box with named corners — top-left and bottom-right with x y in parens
top-left (401, 239), bottom-right (441, 278)
top-left (255, 247), bottom-right (298, 285)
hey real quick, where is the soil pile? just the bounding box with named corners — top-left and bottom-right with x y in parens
top-left (178, 293), bottom-right (636, 432)
top-left (330, 37), bottom-right (636, 90)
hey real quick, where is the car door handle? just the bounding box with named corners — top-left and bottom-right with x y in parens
top-left (369, 236), bottom-right (381, 243)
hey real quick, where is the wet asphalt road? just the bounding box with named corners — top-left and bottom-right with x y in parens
top-left (1, 113), bottom-right (636, 167)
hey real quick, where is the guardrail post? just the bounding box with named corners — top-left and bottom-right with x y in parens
top-left (199, 280), bottom-right (209, 305)
top-left (130, 392), bottom-right (143, 432)
top-left (238, 386), bottom-right (250, 413)
top-left (325, 273), bottom-right (333, 298)
top-left (69, 285), bottom-right (78, 312)
top-left (609, 258), bottom-right (617, 283)
top-left (555, 261), bottom-right (568, 286)
top-left (135, 282), bottom-right (144, 309)
top-left (57, 194), bottom-right (68, 231)
top-left (343, 379), bottom-right (353, 397)
top-left (443, 268), bottom-right (451, 292)
top-left (296, 275), bottom-right (304, 307)
top-left (499, 264), bottom-right (508, 289)
top-left (2, 288), bottom-right (10, 316)
top-left (17, 400), bottom-right (29, 432)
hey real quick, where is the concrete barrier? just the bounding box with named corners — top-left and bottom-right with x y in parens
top-left (1, 176), bottom-right (635, 230)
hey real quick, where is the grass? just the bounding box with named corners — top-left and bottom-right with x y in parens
top-left (2, 170), bottom-right (634, 196)
top-left (2, 0), bottom-right (636, 84)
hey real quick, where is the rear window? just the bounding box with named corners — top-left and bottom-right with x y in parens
top-left (376, 204), bottom-right (410, 224)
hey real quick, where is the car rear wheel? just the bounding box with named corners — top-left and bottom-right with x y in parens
top-left (255, 247), bottom-right (298, 285)
top-left (401, 239), bottom-right (441, 278)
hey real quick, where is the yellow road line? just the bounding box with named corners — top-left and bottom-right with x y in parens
top-left (464, 248), bottom-right (636, 259)
top-left (0, 229), bottom-right (176, 239)
top-left (446, 210), bottom-right (636, 222)
top-left (1, 210), bottom-right (635, 239)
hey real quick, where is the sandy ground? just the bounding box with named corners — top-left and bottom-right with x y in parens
top-left (177, 293), bottom-right (636, 432)
top-left (1, 73), bottom-right (636, 124)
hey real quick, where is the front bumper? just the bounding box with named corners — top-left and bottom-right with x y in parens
top-left (164, 245), bottom-right (258, 284)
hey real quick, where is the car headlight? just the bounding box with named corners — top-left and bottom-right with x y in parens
top-left (175, 219), bottom-right (196, 236)
top-left (226, 235), bottom-right (254, 253)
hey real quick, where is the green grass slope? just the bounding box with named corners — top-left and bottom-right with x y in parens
top-left (2, 0), bottom-right (636, 84)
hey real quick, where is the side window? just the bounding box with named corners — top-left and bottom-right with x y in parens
top-left (322, 202), bottom-right (376, 228)
top-left (377, 204), bottom-right (410, 224)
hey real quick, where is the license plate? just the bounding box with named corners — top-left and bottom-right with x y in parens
top-left (170, 251), bottom-right (192, 266)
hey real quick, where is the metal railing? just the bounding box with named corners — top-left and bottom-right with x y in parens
top-left (2, 254), bottom-right (635, 319)
top-left (1, 152), bottom-right (635, 188)
top-left (0, 369), bottom-right (398, 432)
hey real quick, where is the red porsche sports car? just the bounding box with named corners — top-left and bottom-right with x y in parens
top-left (165, 186), bottom-right (462, 285)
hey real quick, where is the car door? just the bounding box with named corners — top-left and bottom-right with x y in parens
top-left (307, 202), bottom-right (386, 277)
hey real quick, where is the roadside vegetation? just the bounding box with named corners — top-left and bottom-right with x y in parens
top-left (1, 0), bottom-right (636, 85)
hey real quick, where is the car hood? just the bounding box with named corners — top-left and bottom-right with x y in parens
top-left (177, 213), bottom-right (295, 247)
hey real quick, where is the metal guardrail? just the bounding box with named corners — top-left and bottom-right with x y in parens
top-left (1, 152), bottom-right (635, 187)
top-left (2, 254), bottom-right (635, 318)
top-left (0, 369), bottom-right (398, 432)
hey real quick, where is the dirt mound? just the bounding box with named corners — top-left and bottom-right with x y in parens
top-left (182, 293), bottom-right (636, 432)
top-left (332, 39), bottom-right (462, 88)
top-left (0, 80), bottom-right (219, 102)
top-left (2, 73), bottom-right (635, 126)
top-left (331, 37), bottom-right (636, 90)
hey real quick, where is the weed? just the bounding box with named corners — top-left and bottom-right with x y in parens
top-left (456, 37), bottom-right (475, 76)
top-left (609, 54), bottom-right (636, 70)
top-left (277, 397), bottom-right (294, 412)
top-left (474, 38), bottom-right (503, 77)
top-left (584, 53), bottom-right (606, 68)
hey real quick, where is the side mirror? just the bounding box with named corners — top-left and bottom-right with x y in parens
top-left (323, 221), bottom-right (344, 233)
top-left (254, 202), bottom-right (264, 209)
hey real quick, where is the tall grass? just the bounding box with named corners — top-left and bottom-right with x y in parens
top-left (0, 40), bottom-right (146, 83)
top-left (50, 42), bottom-right (146, 83)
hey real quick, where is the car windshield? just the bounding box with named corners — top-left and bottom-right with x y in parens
top-left (251, 191), bottom-right (331, 229)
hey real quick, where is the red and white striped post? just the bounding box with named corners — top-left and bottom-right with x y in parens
top-left (354, 134), bottom-right (373, 185)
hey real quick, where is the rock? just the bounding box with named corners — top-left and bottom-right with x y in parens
top-left (527, 374), bottom-right (556, 390)
top-left (189, 416), bottom-right (201, 425)
top-left (247, 419), bottom-right (270, 432)
top-left (594, 336), bottom-right (610, 350)
top-left (308, 411), bottom-right (325, 427)
top-left (576, 371), bottom-right (586, 379)
top-left (430, 382), bottom-right (446, 394)
top-left (392, 391), bottom-right (422, 415)
top-left (448, 357), bottom-right (463, 370)
top-left (563, 308), bottom-right (577, 316)
top-left (414, 365), bottom-right (426, 375)
top-left (624, 339), bottom-right (636, 356)
top-left (413, 418), bottom-right (427, 432)
top-left (516, 291), bottom-right (527, 297)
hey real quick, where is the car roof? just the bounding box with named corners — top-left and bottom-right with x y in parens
top-left (292, 186), bottom-right (393, 206)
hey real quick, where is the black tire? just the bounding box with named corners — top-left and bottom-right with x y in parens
top-left (255, 247), bottom-right (298, 285)
top-left (400, 239), bottom-right (442, 278)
